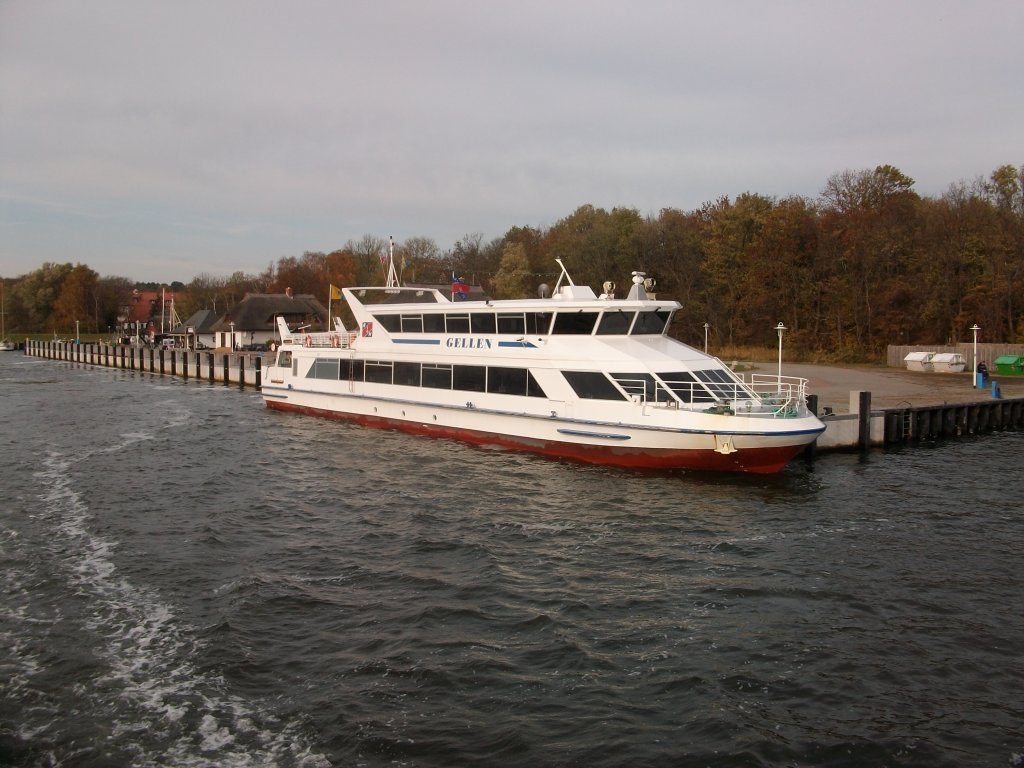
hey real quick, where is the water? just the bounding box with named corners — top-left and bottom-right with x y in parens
top-left (1, 356), bottom-right (1022, 768)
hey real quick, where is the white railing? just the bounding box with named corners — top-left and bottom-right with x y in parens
top-left (617, 373), bottom-right (811, 418)
top-left (744, 374), bottom-right (811, 417)
top-left (283, 330), bottom-right (358, 349)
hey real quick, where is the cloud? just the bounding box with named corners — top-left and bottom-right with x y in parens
top-left (2, 0), bottom-right (1022, 281)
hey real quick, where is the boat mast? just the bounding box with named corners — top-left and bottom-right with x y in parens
top-left (385, 236), bottom-right (399, 289)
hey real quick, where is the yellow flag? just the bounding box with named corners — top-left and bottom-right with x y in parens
top-left (329, 284), bottom-right (341, 301)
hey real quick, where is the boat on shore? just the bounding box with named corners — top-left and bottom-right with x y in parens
top-left (261, 255), bottom-right (825, 473)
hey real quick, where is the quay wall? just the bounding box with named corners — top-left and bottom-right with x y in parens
top-left (21, 341), bottom-right (1024, 455)
top-left (812, 390), bottom-right (1024, 453)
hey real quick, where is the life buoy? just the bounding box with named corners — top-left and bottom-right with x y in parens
top-left (304, 335), bottom-right (312, 347)
top-left (330, 334), bottom-right (340, 348)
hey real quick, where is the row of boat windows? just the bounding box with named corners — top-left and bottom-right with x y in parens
top-left (371, 309), bottom-right (671, 336)
top-left (306, 358), bottom-right (547, 397)
top-left (302, 355), bottom-right (742, 404)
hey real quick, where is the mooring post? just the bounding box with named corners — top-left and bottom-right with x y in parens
top-left (207, 353), bottom-right (214, 383)
top-left (804, 394), bottom-right (818, 461)
top-left (858, 391), bottom-right (872, 450)
top-left (222, 354), bottom-right (229, 385)
top-left (255, 356), bottom-right (262, 390)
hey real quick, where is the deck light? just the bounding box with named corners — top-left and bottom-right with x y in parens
top-left (971, 324), bottom-right (980, 387)
top-left (775, 322), bottom-right (787, 387)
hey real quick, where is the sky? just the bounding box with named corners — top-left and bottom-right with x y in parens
top-left (2, 1), bottom-right (1022, 284)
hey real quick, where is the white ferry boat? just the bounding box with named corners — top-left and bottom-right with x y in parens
top-left (262, 257), bottom-right (825, 473)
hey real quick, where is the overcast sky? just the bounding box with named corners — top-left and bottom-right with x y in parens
top-left (2, 1), bottom-right (1022, 283)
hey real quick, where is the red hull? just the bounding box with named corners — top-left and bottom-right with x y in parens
top-left (265, 400), bottom-right (809, 474)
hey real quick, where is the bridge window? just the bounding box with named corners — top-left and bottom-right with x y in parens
top-left (553, 312), bottom-right (599, 335)
top-left (597, 310), bottom-right (635, 335)
top-left (631, 310), bottom-right (670, 335)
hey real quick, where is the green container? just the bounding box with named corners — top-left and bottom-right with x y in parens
top-left (993, 355), bottom-right (1024, 375)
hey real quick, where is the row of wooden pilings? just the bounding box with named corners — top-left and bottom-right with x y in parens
top-left (25, 340), bottom-right (265, 389)
top-left (880, 399), bottom-right (1024, 444)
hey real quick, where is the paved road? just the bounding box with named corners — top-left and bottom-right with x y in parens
top-left (745, 362), bottom-right (1024, 414)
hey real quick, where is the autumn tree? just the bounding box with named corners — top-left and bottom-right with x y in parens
top-left (47, 264), bottom-right (98, 334)
top-left (490, 242), bottom-right (533, 299)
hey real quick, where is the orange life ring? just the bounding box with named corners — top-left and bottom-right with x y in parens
top-left (304, 335), bottom-right (313, 347)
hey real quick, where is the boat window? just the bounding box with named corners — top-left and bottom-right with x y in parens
top-left (471, 313), bottom-right (497, 334)
top-left (355, 288), bottom-right (443, 305)
top-left (497, 313), bottom-right (526, 334)
top-left (631, 310), bottom-right (670, 335)
top-left (693, 369), bottom-right (741, 400)
top-left (487, 366), bottom-right (527, 395)
top-left (453, 365), bottom-right (486, 392)
top-left (276, 350), bottom-right (292, 367)
top-left (422, 363), bottom-right (453, 389)
top-left (526, 312), bottom-right (552, 335)
top-left (658, 371), bottom-right (717, 402)
top-left (364, 360), bottom-right (393, 384)
top-left (307, 357), bottom-right (340, 379)
top-left (446, 314), bottom-right (470, 334)
top-left (401, 315), bottom-right (424, 333)
top-left (422, 314), bottom-right (446, 333)
top-left (374, 314), bottom-right (402, 333)
top-left (340, 359), bottom-right (364, 381)
top-left (552, 312), bottom-right (599, 335)
top-left (597, 310), bottom-right (635, 335)
top-left (562, 370), bottom-right (628, 401)
top-left (394, 361), bottom-right (421, 386)
top-left (610, 372), bottom-right (674, 403)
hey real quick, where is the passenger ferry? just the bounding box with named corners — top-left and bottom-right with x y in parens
top-left (261, 255), bottom-right (825, 473)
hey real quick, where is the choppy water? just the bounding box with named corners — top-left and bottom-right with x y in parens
top-left (1, 355), bottom-right (1022, 768)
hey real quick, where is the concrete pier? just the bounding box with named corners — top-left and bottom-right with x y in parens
top-left (20, 343), bottom-right (1024, 454)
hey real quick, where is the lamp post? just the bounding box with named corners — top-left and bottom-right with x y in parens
top-left (970, 323), bottom-right (980, 387)
top-left (75, 320), bottom-right (80, 345)
top-left (775, 322), bottom-right (787, 388)
top-left (229, 321), bottom-right (235, 350)
top-left (703, 322), bottom-right (710, 353)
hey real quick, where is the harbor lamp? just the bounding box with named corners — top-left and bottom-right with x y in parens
top-left (775, 322), bottom-right (787, 388)
top-left (971, 324), bottom-right (980, 387)
top-left (704, 322), bottom-right (710, 353)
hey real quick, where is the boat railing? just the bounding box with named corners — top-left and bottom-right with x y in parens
top-left (283, 330), bottom-right (358, 349)
top-left (744, 374), bottom-right (811, 417)
top-left (621, 373), bottom-right (811, 418)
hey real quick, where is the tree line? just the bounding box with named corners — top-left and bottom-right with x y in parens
top-left (4, 164), bottom-right (1022, 359)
